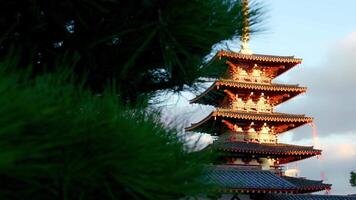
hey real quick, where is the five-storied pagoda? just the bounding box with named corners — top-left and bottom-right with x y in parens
top-left (186, 1), bottom-right (356, 199)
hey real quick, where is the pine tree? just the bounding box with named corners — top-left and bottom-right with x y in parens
top-left (0, 0), bottom-right (265, 199)
top-left (0, 65), bottom-right (212, 199)
top-left (0, 0), bottom-right (263, 102)
top-left (351, 171), bottom-right (356, 187)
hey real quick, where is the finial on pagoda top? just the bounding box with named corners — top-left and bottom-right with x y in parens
top-left (239, 0), bottom-right (253, 55)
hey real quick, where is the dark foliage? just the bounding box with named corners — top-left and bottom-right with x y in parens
top-left (351, 171), bottom-right (356, 187)
top-left (0, 1), bottom-right (265, 199)
top-left (0, 0), bottom-right (263, 102)
top-left (0, 65), bottom-right (212, 199)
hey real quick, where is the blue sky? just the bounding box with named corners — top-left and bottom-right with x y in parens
top-left (248, 0), bottom-right (356, 66)
top-left (160, 0), bottom-right (356, 195)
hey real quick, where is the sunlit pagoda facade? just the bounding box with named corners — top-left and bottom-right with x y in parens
top-left (186, 50), bottom-right (332, 199)
top-left (184, 1), bottom-right (356, 199)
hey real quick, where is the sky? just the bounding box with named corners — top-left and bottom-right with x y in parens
top-left (159, 0), bottom-right (356, 195)
top-left (249, 1), bottom-right (356, 194)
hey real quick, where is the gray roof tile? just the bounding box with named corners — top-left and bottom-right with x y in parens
top-left (206, 165), bottom-right (330, 193)
top-left (263, 194), bottom-right (356, 200)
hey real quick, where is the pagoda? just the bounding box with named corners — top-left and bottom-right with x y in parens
top-left (184, 1), bottom-right (345, 199)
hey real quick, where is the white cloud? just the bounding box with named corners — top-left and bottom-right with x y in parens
top-left (277, 32), bottom-right (356, 140)
top-left (294, 140), bottom-right (356, 195)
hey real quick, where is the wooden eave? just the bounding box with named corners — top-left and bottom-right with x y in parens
top-left (217, 51), bottom-right (302, 64)
top-left (190, 80), bottom-right (307, 106)
top-left (185, 110), bottom-right (312, 134)
top-left (214, 143), bottom-right (321, 156)
top-left (216, 185), bottom-right (331, 194)
top-left (212, 110), bottom-right (312, 123)
top-left (216, 80), bottom-right (307, 92)
top-left (216, 50), bottom-right (302, 78)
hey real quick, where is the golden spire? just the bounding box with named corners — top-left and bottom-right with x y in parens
top-left (239, 0), bottom-right (253, 55)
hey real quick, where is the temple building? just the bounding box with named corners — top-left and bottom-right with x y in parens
top-left (185, 1), bottom-right (356, 199)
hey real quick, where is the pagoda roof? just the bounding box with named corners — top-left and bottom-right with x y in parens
top-left (263, 194), bottom-right (356, 200)
top-left (216, 51), bottom-right (302, 78)
top-left (206, 165), bottom-right (330, 194)
top-left (211, 140), bottom-right (321, 158)
top-left (217, 51), bottom-right (302, 64)
top-left (216, 80), bottom-right (307, 92)
top-left (212, 109), bottom-right (311, 122)
top-left (190, 80), bottom-right (306, 106)
top-left (185, 110), bottom-right (312, 134)
top-left (282, 176), bottom-right (331, 193)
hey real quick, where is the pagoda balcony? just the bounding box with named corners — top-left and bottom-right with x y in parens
top-left (219, 163), bottom-right (284, 176)
top-left (231, 73), bottom-right (271, 85)
top-left (218, 103), bottom-right (273, 114)
top-left (225, 61), bottom-right (272, 85)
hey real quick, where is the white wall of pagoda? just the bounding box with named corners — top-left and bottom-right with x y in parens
top-left (220, 61), bottom-right (283, 170)
top-left (223, 123), bottom-right (278, 143)
top-left (227, 62), bottom-right (271, 84)
top-left (231, 158), bottom-right (276, 171)
top-left (222, 91), bottom-right (273, 113)
top-left (220, 61), bottom-right (280, 145)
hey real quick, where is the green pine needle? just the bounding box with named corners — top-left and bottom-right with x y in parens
top-left (0, 67), bottom-right (212, 200)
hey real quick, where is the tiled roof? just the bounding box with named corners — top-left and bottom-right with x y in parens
top-left (216, 80), bottom-right (307, 92)
top-left (185, 110), bottom-right (312, 134)
top-left (282, 176), bottom-right (331, 193)
top-left (215, 51), bottom-right (302, 80)
top-left (206, 166), bottom-right (295, 193)
top-left (211, 140), bottom-right (321, 156)
top-left (206, 165), bottom-right (330, 194)
top-left (190, 80), bottom-right (306, 106)
top-left (217, 51), bottom-right (302, 64)
top-left (263, 194), bottom-right (356, 200)
top-left (213, 109), bottom-right (312, 123)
